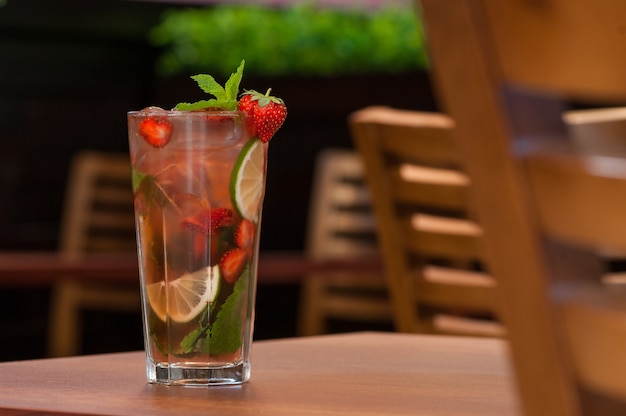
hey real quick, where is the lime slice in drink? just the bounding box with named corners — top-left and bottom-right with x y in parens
top-left (230, 138), bottom-right (266, 222)
top-left (147, 265), bottom-right (221, 323)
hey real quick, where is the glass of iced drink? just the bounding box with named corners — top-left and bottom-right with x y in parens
top-left (127, 62), bottom-right (286, 385)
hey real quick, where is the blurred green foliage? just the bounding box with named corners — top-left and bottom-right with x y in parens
top-left (149, 3), bottom-right (428, 78)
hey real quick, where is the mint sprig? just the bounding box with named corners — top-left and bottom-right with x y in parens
top-left (174, 59), bottom-right (245, 111)
top-left (178, 266), bottom-right (250, 355)
top-left (201, 270), bottom-right (248, 355)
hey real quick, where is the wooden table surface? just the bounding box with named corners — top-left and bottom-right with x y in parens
top-left (0, 332), bottom-right (520, 416)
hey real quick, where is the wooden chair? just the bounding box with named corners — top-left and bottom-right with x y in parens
top-left (420, 0), bottom-right (626, 414)
top-left (350, 106), bottom-right (503, 336)
top-left (298, 148), bottom-right (392, 336)
top-left (48, 151), bottom-right (139, 357)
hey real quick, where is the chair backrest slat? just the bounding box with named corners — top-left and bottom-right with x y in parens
top-left (59, 151), bottom-right (135, 254)
top-left (351, 105), bottom-right (500, 335)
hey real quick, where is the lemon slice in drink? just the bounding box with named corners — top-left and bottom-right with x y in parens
top-left (230, 138), bottom-right (266, 222)
top-left (147, 265), bottom-right (221, 323)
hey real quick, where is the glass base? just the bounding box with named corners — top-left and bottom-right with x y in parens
top-left (147, 360), bottom-right (250, 386)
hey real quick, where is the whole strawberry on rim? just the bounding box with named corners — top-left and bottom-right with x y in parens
top-left (237, 89), bottom-right (287, 143)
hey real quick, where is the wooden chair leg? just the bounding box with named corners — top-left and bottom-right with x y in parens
top-left (298, 278), bottom-right (327, 336)
top-left (48, 280), bottom-right (82, 357)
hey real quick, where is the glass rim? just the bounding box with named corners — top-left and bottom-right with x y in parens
top-left (127, 109), bottom-right (245, 117)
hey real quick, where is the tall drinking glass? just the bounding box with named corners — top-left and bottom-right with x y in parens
top-left (127, 108), bottom-right (266, 385)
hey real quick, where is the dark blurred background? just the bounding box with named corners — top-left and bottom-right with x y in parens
top-left (0, 0), bottom-right (437, 360)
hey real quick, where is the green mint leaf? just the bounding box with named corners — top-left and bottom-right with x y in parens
top-left (191, 74), bottom-right (227, 100)
top-left (174, 60), bottom-right (245, 111)
top-left (224, 60), bottom-right (245, 103)
top-left (179, 303), bottom-right (211, 354)
top-left (174, 99), bottom-right (221, 111)
top-left (131, 165), bottom-right (146, 193)
top-left (180, 325), bottom-right (209, 354)
top-left (220, 100), bottom-right (239, 111)
top-left (201, 267), bottom-right (250, 355)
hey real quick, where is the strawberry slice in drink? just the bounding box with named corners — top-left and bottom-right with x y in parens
top-left (139, 116), bottom-right (173, 148)
top-left (234, 219), bottom-right (256, 249)
top-left (220, 247), bottom-right (249, 283)
top-left (181, 208), bottom-right (234, 234)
